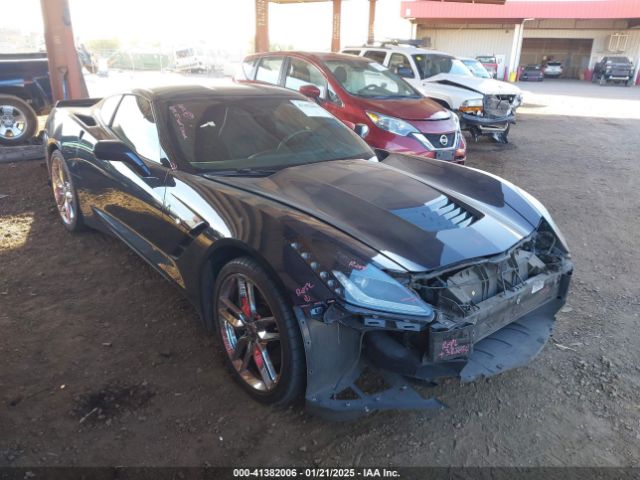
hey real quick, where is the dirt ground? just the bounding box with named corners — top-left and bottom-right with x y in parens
top-left (1, 83), bottom-right (640, 467)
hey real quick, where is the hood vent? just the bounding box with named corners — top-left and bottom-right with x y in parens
top-left (392, 195), bottom-right (478, 232)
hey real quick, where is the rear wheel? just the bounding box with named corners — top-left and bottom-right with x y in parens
top-left (212, 257), bottom-right (306, 406)
top-left (50, 150), bottom-right (84, 232)
top-left (0, 96), bottom-right (38, 146)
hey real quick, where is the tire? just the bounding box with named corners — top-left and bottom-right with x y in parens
top-left (49, 150), bottom-right (85, 232)
top-left (599, 74), bottom-right (606, 86)
top-left (0, 95), bottom-right (38, 146)
top-left (212, 257), bottom-right (306, 406)
top-left (489, 124), bottom-right (510, 144)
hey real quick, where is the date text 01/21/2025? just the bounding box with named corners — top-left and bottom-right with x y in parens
top-left (232, 468), bottom-right (401, 478)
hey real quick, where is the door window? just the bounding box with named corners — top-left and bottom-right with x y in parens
top-left (255, 56), bottom-right (284, 85)
top-left (284, 58), bottom-right (328, 98)
top-left (363, 50), bottom-right (387, 65)
top-left (388, 53), bottom-right (414, 78)
top-left (327, 83), bottom-right (343, 106)
top-left (242, 58), bottom-right (257, 79)
top-left (111, 95), bottom-right (165, 164)
top-left (99, 95), bottom-right (122, 125)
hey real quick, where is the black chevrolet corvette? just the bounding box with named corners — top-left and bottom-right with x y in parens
top-left (44, 84), bottom-right (572, 418)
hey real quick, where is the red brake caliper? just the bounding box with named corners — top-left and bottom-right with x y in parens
top-left (240, 295), bottom-right (251, 319)
top-left (240, 284), bottom-right (265, 370)
top-left (244, 289), bottom-right (265, 368)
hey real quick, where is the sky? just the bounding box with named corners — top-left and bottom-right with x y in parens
top-left (3, 0), bottom-right (412, 54)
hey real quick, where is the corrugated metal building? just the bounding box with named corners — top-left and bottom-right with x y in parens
top-left (400, 0), bottom-right (640, 80)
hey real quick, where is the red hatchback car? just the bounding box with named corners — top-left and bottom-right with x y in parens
top-left (241, 52), bottom-right (466, 163)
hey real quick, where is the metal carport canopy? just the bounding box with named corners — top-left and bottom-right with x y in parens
top-left (401, 0), bottom-right (640, 22)
top-left (257, 0), bottom-right (506, 53)
top-left (257, 0), bottom-right (378, 53)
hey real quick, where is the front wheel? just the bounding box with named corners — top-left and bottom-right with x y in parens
top-left (213, 257), bottom-right (306, 406)
top-left (0, 96), bottom-right (38, 146)
top-left (490, 124), bottom-right (510, 144)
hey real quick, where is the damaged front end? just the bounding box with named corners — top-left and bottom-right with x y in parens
top-left (295, 221), bottom-right (572, 420)
top-left (460, 94), bottom-right (520, 143)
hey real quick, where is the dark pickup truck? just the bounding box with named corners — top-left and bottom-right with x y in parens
top-left (592, 56), bottom-right (636, 86)
top-left (0, 53), bottom-right (53, 145)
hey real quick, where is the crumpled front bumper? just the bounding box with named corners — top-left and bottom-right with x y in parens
top-left (460, 112), bottom-right (515, 133)
top-left (296, 262), bottom-right (572, 420)
top-left (459, 303), bottom-right (556, 382)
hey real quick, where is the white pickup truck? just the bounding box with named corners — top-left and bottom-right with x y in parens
top-left (342, 44), bottom-right (522, 143)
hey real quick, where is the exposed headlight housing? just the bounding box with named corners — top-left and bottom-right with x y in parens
top-left (459, 98), bottom-right (484, 115)
top-left (366, 111), bottom-right (418, 137)
top-left (290, 241), bottom-right (433, 319)
top-left (333, 266), bottom-right (433, 318)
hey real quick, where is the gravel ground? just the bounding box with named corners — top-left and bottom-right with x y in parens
top-left (1, 82), bottom-right (639, 467)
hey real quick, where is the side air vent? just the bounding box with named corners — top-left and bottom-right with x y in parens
top-left (392, 195), bottom-right (479, 232)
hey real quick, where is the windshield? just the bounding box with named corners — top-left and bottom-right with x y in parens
top-left (167, 96), bottom-right (373, 173)
top-left (462, 59), bottom-right (491, 78)
top-left (412, 54), bottom-right (473, 79)
top-left (324, 59), bottom-right (419, 99)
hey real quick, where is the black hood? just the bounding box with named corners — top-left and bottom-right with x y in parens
top-left (212, 157), bottom-right (542, 272)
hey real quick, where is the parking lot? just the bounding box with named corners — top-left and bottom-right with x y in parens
top-left (1, 80), bottom-right (640, 467)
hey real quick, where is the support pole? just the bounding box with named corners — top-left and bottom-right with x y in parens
top-left (40, 0), bottom-right (88, 101)
top-left (507, 23), bottom-right (523, 82)
top-left (331, 0), bottom-right (342, 53)
top-left (367, 0), bottom-right (376, 45)
top-left (255, 0), bottom-right (270, 53)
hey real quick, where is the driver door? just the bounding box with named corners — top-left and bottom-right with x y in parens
top-left (97, 94), bottom-right (176, 276)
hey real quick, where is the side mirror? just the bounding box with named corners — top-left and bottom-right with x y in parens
top-left (94, 140), bottom-right (151, 176)
top-left (353, 123), bottom-right (369, 139)
top-left (299, 84), bottom-right (321, 101)
top-left (395, 66), bottom-right (413, 78)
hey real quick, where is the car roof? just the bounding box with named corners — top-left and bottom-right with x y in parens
top-left (343, 44), bottom-right (453, 56)
top-left (132, 82), bottom-right (302, 102)
top-left (246, 50), bottom-right (374, 65)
